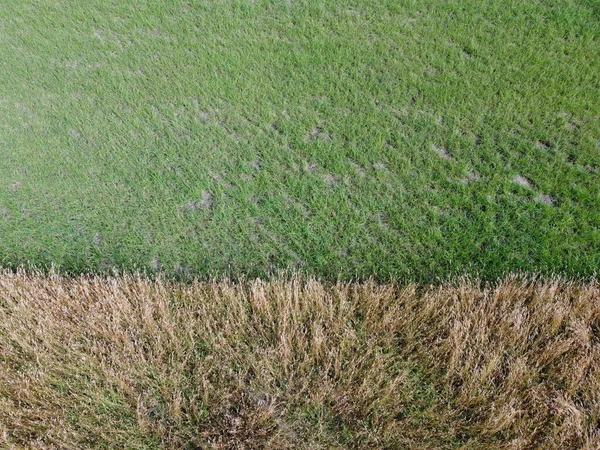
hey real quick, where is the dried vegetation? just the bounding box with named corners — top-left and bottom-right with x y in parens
top-left (0, 271), bottom-right (598, 449)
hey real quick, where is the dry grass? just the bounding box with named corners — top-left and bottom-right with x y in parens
top-left (0, 271), bottom-right (598, 449)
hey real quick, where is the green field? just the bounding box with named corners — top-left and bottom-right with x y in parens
top-left (1, 0), bottom-right (598, 281)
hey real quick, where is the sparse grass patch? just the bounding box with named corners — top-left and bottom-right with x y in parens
top-left (1, 271), bottom-right (598, 448)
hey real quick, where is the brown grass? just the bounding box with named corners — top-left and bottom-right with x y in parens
top-left (0, 271), bottom-right (598, 449)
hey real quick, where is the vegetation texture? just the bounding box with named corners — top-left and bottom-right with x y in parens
top-left (1, 272), bottom-right (598, 449)
top-left (0, 0), bottom-right (599, 280)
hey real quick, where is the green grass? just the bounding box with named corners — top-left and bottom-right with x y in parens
top-left (0, 0), bottom-right (598, 281)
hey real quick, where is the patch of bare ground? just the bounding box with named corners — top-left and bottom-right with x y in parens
top-left (460, 170), bottom-right (480, 184)
top-left (582, 165), bottom-right (599, 173)
top-left (535, 193), bottom-right (557, 205)
top-left (558, 113), bottom-right (579, 131)
top-left (323, 173), bottom-right (340, 187)
top-left (372, 162), bottom-right (388, 171)
top-left (69, 129), bottom-right (83, 138)
top-left (8, 182), bottom-right (22, 192)
top-left (304, 161), bottom-right (318, 173)
top-left (149, 256), bottom-right (161, 271)
top-left (535, 140), bottom-right (551, 150)
top-left (184, 191), bottom-right (213, 211)
top-left (283, 194), bottom-right (310, 217)
top-left (372, 212), bottom-right (390, 231)
top-left (348, 161), bottom-right (366, 177)
top-left (431, 143), bottom-right (451, 159)
top-left (305, 120), bottom-right (331, 143)
top-left (512, 174), bottom-right (533, 188)
top-left (0, 272), bottom-right (598, 449)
